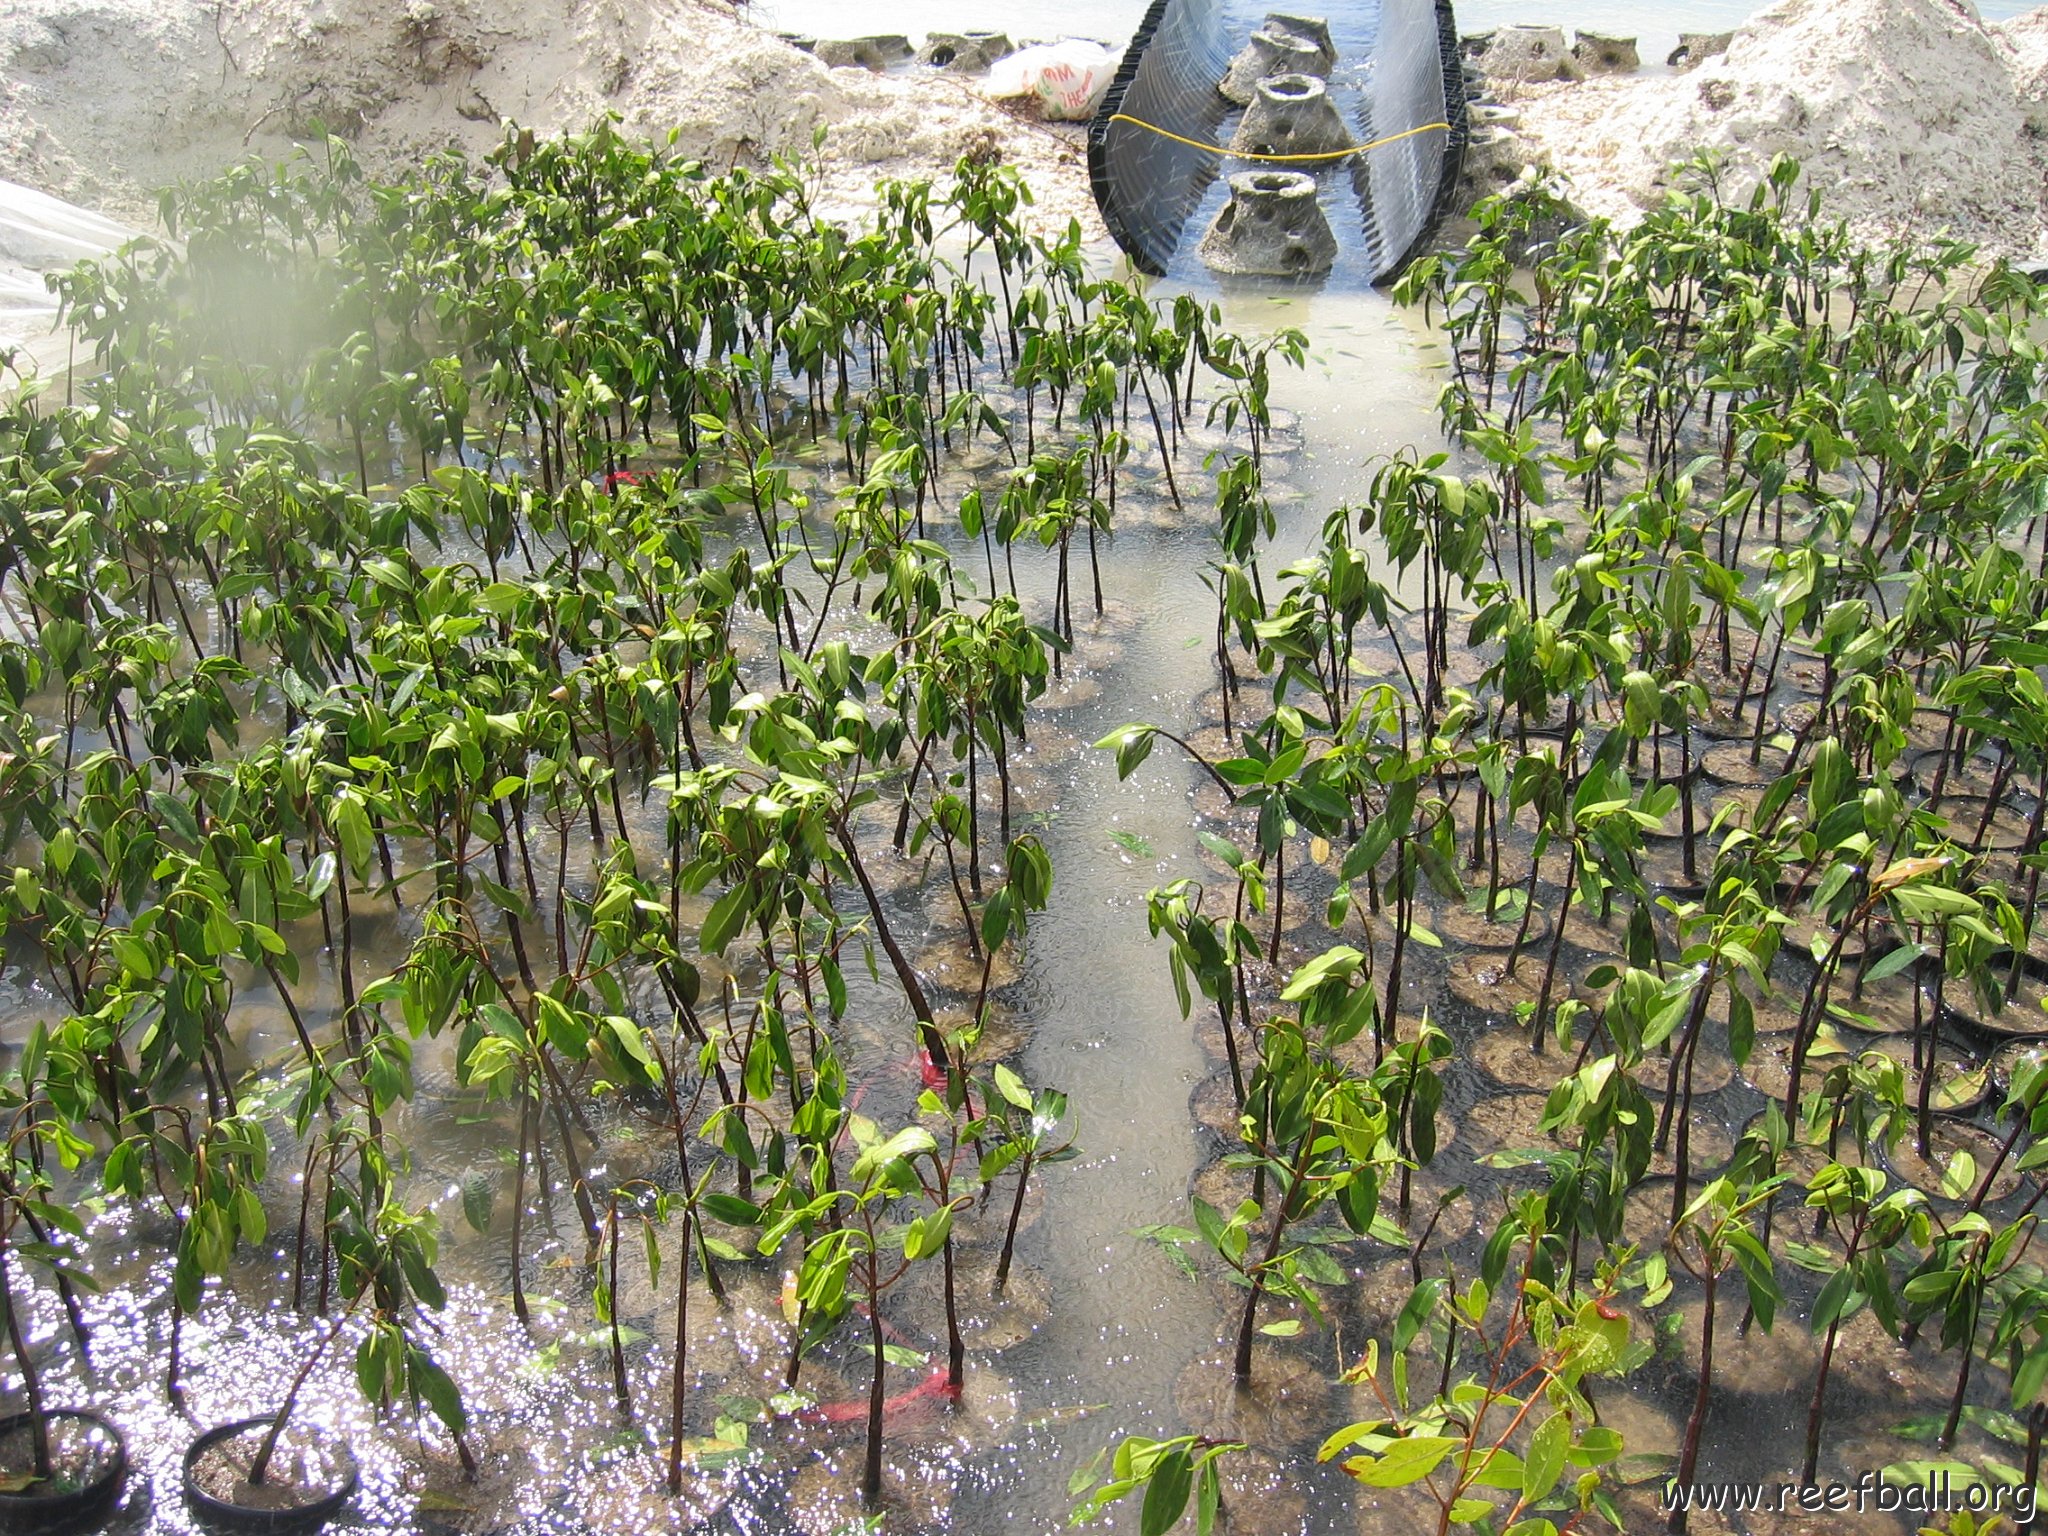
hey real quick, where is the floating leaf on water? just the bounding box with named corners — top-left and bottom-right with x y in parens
top-left (1881, 1458), bottom-right (1999, 1492)
top-left (1933, 1064), bottom-right (1989, 1112)
top-left (461, 1173), bottom-right (494, 1234)
top-left (1470, 888), bottom-right (1528, 920)
top-left (1108, 829), bottom-right (1154, 858)
top-left (1612, 1452), bottom-right (1678, 1487)
top-left (666, 1436), bottom-right (752, 1472)
top-left (1890, 1407), bottom-right (2030, 1448)
top-left (1939, 1149), bottom-right (1979, 1201)
top-left (1030, 1402), bottom-right (1109, 1433)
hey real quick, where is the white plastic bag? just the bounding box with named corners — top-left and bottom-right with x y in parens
top-left (986, 40), bottom-right (1116, 121)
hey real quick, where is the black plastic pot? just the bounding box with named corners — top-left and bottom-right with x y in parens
top-left (1941, 976), bottom-right (2048, 1041)
top-left (0, 1408), bottom-right (127, 1535)
top-left (1699, 740), bottom-right (1797, 789)
top-left (183, 1418), bottom-right (358, 1534)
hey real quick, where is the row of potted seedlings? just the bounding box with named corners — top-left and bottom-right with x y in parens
top-left (0, 115), bottom-right (1302, 1532)
top-left (1077, 157), bottom-right (2048, 1531)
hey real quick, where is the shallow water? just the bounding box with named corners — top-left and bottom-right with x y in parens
top-left (10, 34), bottom-right (2048, 1536)
top-left (12, 286), bottom-right (1454, 1536)
top-left (14, 242), bottom-right (2039, 1536)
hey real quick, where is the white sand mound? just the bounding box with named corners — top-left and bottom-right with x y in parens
top-left (1999, 6), bottom-right (2048, 133)
top-left (1503, 0), bottom-right (2048, 258)
top-left (0, 0), bottom-right (1094, 232)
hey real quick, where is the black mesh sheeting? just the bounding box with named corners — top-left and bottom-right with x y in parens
top-left (1087, 0), bottom-right (1231, 277)
top-left (1088, 0), bottom-right (1466, 284)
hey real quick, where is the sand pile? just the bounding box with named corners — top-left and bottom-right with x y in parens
top-left (1497, 0), bottom-right (2048, 258)
top-left (2001, 6), bottom-right (2048, 133)
top-left (0, 0), bottom-right (1095, 232)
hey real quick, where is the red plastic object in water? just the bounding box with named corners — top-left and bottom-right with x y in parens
top-left (800, 1366), bottom-right (961, 1426)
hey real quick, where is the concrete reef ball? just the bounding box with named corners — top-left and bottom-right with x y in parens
top-left (1477, 25), bottom-right (1578, 84)
top-left (1220, 13), bottom-right (1337, 105)
top-left (1571, 31), bottom-right (1638, 75)
top-left (917, 32), bottom-right (1013, 72)
top-left (804, 34), bottom-right (915, 71)
top-left (1198, 170), bottom-right (1337, 276)
top-left (1667, 32), bottom-right (1734, 71)
top-left (1228, 73), bottom-right (1354, 160)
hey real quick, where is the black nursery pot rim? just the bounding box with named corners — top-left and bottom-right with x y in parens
top-left (183, 1417), bottom-right (359, 1534)
top-left (0, 1407), bottom-right (127, 1536)
top-left (1941, 994), bottom-right (2048, 1042)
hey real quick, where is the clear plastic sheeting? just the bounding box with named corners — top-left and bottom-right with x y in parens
top-left (0, 179), bottom-right (133, 377)
top-left (1088, 0), bottom-right (1467, 283)
top-left (1352, 0), bottom-right (1464, 277)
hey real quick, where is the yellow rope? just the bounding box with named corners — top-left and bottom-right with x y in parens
top-left (1104, 113), bottom-right (1451, 163)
